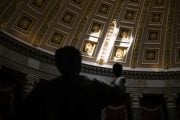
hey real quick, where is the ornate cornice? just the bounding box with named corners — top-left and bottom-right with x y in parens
top-left (1, 31), bottom-right (180, 79)
top-left (0, 32), bottom-right (55, 64)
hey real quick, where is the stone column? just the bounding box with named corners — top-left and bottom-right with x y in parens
top-left (165, 94), bottom-right (177, 120)
top-left (129, 93), bottom-right (142, 120)
top-left (23, 73), bottom-right (39, 99)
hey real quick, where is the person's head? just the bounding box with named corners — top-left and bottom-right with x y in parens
top-left (55, 46), bottom-right (82, 75)
top-left (112, 63), bottom-right (123, 77)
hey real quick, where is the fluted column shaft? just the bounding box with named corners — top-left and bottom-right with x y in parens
top-left (129, 93), bottom-right (142, 120)
top-left (23, 73), bottom-right (39, 98)
top-left (165, 94), bottom-right (177, 120)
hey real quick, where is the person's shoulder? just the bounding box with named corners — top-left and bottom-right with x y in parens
top-left (78, 75), bottom-right (92, 85)
top-left (116, 77), bottom-right (125, 83)
top-left (78, 75), bottom-right (90, 80)
top-left (37, 77), bottom-right (62, 91)
top-left (78, 75), bottom-right (104, 87)
top-left (116, 76), bottom-right (125, 80)
top-left (87, 78), bottom-right (110, 89)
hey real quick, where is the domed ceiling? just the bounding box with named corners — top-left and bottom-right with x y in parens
top-left (0, 0), bottom-right (180, 71)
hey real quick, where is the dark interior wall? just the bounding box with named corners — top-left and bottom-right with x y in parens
top-left (0, 66), bottom-right (24, 120)
top-left (141, 94), bottom-right (167, 120)
top-left (103, 94), bottom-right (180, 120)
top-left (0, 66), bottom-right (180, 120)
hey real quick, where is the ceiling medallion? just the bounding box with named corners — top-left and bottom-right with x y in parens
top-left (149, 32), bottom-right (158, 40)
top-left (51, 32), bottom-right (64, 45)
top-left (125, 10), bottom-right (134, 20)
top-left (17, 16), bottom-right (32, 31)
top-left (146, 51), bottom-right (156, 60)
top-left (98, 5), bottom-right (109, 15)
top-left (33, 0), bottom-right (45, 8)
top-left (143, 49), bottom-right (159, 63)
top-left (155, 0), bottom-right (163, 5)
top-left (152, 14), bottom-right (161, 22)
top-left (62, 12), bottom-right (73, 24)
top-left (91, 23), bottom-right (101, 33)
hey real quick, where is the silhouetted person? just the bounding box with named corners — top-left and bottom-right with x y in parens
top-left (111, 63), bottom-right (125, 87)
top-left (10, 46), bottom-right (125, 120)
top-left (110, 63), bottom-right (126, 105)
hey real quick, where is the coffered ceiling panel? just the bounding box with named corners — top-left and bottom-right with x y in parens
top-left (28, 0), bottom-right (49, 13)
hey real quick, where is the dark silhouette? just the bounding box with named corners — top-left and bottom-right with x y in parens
top-left (110, 63), bottom-right (126, 106)
top-left (10, 46), bottom-right (125, 120)
top-left (111, 63), bottom-right (125, 87)
top-left (0, 69), bottom-right (22, 120)
top-left (113, 63), bottom-right (123, 77)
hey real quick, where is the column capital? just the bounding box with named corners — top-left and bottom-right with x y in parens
top-left (164, 93), bottom-right (177, 108)
top-left (164, 93), bottom-right (177, 100)
top-left (26, 73), bottom-right (39, 81)
top-left (164, 94), bottom-right (177, 120)
top-left (129, 93), bottom-right (143, 101)
top-left (129, 93), bottom-right (143, 108)
top-left (23, 73), bottom-right (40, 98)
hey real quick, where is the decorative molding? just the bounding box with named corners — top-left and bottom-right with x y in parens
top-left (58, 8), bottom-right (78, 29)
top-left (122, 8), bottom-right (138, 24)
top-left (163, 0), bottom-right (175, 69)
top-left (0, 32), bottom-right (55, 64)
top-left (71, 0), bottom-right (97, 46)
top-left (12, 11), bottom-right (37, 35)
top-left (113, 0), bottom-right (124, 21)
top-left (46, 28), bottom-right (68, 48)
top-left (23, 73), bottom-right (40, 98)
top-left (1, 31), bottom-right (180, 79)
top-left (0, 0), bottom-right (24, 30)
top-left (164, 94), bottom-right (177, 108)
top-left (130, 0), bottom-right (151, 68)
top-left (142, 48), bottom-right (160, 64)
top-left (95, 1), bottom-right (113, 18)
top-left (31, 0), bottom-right (64, 46)
top-left (69, 0), bottom-right (85, 9)
top-left (27, 0), bottom-right (49, 13)
top-left (145, 28), bottom-right (162, 44)
top-left (127, 0), bottom-right (141, 6)
top-left (148, 11), bottom-right (164, 25)
top-left (129, 93), bottom-right (142, 108)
